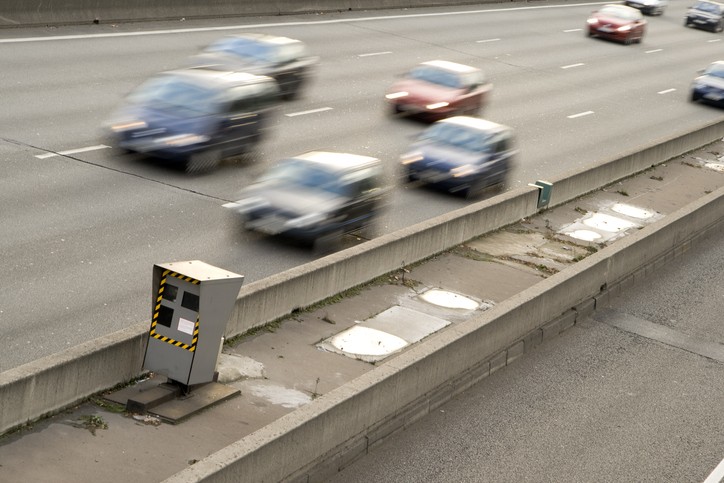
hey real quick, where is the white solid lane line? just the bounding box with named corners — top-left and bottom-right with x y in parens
top-left (35, 144), bottom-right (110, 159)
top-left (567, 111), bottom-right (594, 119)
top-left (358, 51), bottom-right (392, 57)
top-left (0, 2), bottom-right (608, 43)
top-left (285, 107), bottom-right (333, 117)
top-left (561, 63), bottom-right (585, 69)
top-left (703, 457), bottom-right (724, 483)
top-left (657, 88), bottom-right (676, 95)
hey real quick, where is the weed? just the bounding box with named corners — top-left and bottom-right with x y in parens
top-left (452, 245), bottom-right (495, 262)
top-left (78, 414), bottom-right (108, 436)
top-left (649, 176), bottom-right (663, 181)
top-left (574, 207), bottom-right (587, 215)
top-left (616, 190), bottom-right (629, 197)
top-left (90, 397), bottom-right (126, 414)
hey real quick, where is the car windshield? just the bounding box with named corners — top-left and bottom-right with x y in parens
top-left (206, 37), bottom-right (276, 63)
top-left (598, 6), bottom-right (639, 19)
top-left (421, 123), bottom-right (492, 153)
top-left (408, 66), bottom-right (463, 89)
top-left (705, 64), bottom-right (724, 78)
top-left (260, 159), bottom-right (348, 196)
top-left (127, 75), bottom-right (219, 116)
top-left (694, 1), bottom-right (721, 12)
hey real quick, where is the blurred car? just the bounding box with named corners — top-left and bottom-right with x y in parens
top-left (385, 60), bottom-right (492, 121)
top-left (625, 0), bottom-right (667, 16)
top-left (189, 33), bottom-right (318, 100)
top-left (587, 4), bottom-right (647, 44)
top-left (691, 61), bottom-right (724, 107)
top-left (400, 116), bottom-right (515, 199)
top-left (684, 0), bottom-right (724, 32)
top-left (105, 68), bottom-right (280, 173)
top-left (227, 151), bottom-right (387, 247)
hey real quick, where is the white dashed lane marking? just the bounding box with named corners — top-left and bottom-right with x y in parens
top-left (563, 28), bottom-right (582, 32)
top-left (476, 38), bottom-right (501, 43)
top-left (567, 110), bottom-right (594, 119)
top-left (35, 144), bottom-right (110, 159)
top-left (358, 51), bottom-right (392, 57)
top-left (561, 63), bottom-right (585, 69)
top-left (285, 107), bottom-right (333, 117)
top-left (658, 88), bottom-right (676, 95)
top-left (645, 49), bottom-right (663, 54)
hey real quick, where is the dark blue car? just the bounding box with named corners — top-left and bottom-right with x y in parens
top-left (684, 0), bottom-right (724, 32)
top-left (691, 61), bottom-right (724, 107)
top-left (400, 116), bottom-right (516, 199)
top-left (106, 68), bottom-right (280, 173)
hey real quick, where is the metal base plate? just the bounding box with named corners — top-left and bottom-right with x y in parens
top-left (103, 375), bottom-right (240, 424)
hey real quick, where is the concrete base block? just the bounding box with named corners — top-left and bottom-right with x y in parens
top-left (489, 351), bottom-right (507, 374)
top-left (574, 298), bottom-right (596, 320)
top-left (507, 340), bottom-right (525, 365)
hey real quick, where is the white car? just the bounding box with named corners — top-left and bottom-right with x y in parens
top-left (625, 0), bottom-right (667, 15)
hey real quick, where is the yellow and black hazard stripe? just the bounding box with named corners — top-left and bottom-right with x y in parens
top-left (149, 269), bottom-right (201, 352)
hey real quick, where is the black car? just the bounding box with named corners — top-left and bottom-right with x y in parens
top-left (400, 116), bottom-right (515, 199)
top-left (691, 61), bottom-right (724, 107)
top-left (189, 33), bottom-right (319, 100)
top-left (684, 0), bottom-right (724, 32)
top-left (228, 151), bottom-right (387, 248)
top-left (106, 68), bottom-right (280, 173)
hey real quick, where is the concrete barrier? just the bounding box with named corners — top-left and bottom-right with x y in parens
top-left (0, 0), bottom-right (510, 28)
top-left (164, 185), bottom-right (724, 483)
top-left (1, 117), bottom-right (723, 436)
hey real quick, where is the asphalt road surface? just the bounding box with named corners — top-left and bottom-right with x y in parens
top-left (2, 1), bottom-right (723, 370)
top-left (332, 223), bottom-right (724, 483)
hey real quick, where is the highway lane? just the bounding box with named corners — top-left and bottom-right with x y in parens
top-left (2, 1), bottom-right (724, 370)
top-left (332, 223), bottom-right (724, 483)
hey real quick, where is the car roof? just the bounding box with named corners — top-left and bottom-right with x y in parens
top-left (160, 68), bottom-right (275, 88)
top-left (291, 151), bottom-right (381, 172)
top-left (599, 4), bottom-right (640, 12)
top-left (437, 116), bottom-right (511, 134)
top-left (223, 33), bottom-right (304, 46)
top-left (420, 60), bottom-right (480, 74)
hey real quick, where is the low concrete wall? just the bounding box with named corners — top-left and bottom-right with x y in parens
top-left (164, 184), bottom-right (724, 483)
top-left (0, 324), bottom-right (147, 435)
top-left (1, 117), bottom-right (723, 435)
top-left (0, 0), bottom-right (507, 28)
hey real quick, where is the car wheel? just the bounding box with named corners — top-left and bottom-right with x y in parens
top-left (186, 149), bottom-right (221, 174)
top-left (684, 17), bottom-right (692, 27)
top-left (715, 20), bottom-right (724, 33)
top-left (624, 34), bottom-right (633, 45)
top-left (691, 91), bottom-right (701, 103)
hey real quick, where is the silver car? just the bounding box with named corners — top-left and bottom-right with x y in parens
top-left (625, 0), bottom-right (667, 15)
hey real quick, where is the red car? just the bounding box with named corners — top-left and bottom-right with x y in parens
top-left (587, 4), bottom-right (647, 44)
top-left (385, 60), bottom-right (492, 121)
